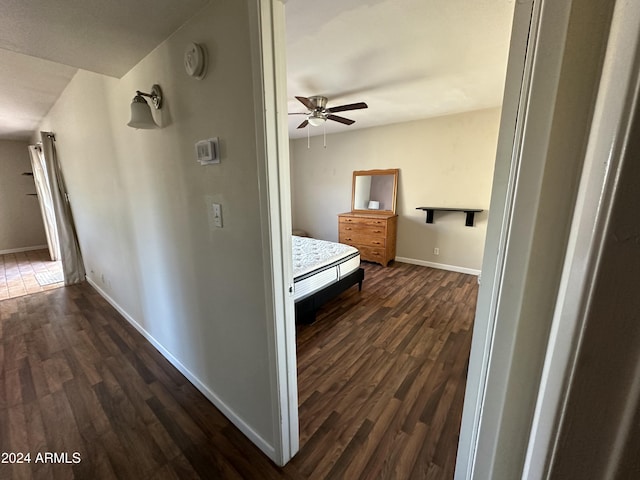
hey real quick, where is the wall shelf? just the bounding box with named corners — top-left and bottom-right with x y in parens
top-left (416, 207), bottom-right (483, 227)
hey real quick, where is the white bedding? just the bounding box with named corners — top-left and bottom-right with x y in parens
top-left (292, 235), bottom-right (360, 301)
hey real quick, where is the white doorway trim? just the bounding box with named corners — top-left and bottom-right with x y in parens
top-left (455, 0), bottom-right (552, 475)
top-left (523, 1), bottom-right (640, 477)
top-left (251, 0), bottom-right (299, 466)
top-left (458, 0), bottom-right (626, 478)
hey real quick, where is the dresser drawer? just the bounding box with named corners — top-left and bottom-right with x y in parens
top-left (339, 216), bottom-right (388, 227)
top-left (357, 245), bottom-right (387, 262)
top-left (339, 231), bottom-right (386, 248)
top-left (339, 223), bottom-right (386, 236)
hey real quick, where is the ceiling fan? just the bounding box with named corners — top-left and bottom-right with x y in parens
top-left (289, 95), bottom-right (368, 129)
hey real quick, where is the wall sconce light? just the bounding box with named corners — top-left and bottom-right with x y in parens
top-left (127, 84), bottom-right (162, 129)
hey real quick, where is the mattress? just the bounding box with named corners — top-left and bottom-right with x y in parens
top-left (292, 235), bottom-right (360, 301)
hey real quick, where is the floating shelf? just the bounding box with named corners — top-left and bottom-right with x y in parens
top-left (416, 207), bottom-right (483, 227)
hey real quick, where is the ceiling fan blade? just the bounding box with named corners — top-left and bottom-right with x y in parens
top-left (297, 120), bottom-right (309, 129)
top-left (327, 102), bottom-right (368, 113)
top-left (327, 114), bottom-right (355, 125)
top-left (295, 96), bottom-right (315, 110)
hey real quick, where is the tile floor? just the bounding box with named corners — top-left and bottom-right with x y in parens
top-left (0, 249), bottom-right (63, 300)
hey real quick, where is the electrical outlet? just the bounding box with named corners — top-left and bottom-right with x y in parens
top-left (434, 247), bottom-right (440, 255)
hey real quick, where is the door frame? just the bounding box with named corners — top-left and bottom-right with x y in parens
top-left (254, 0), bottom-right (630, 472)
top-left (251, 0), bottom-right (299, 466)
top-left (255, 0), bottom-right (546, 469)
top-left (458, 0), bottom-right (630, 478)
top-left (522, 1), bottom-right (640, 477)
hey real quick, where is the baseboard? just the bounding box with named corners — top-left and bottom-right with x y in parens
top-left (395, 256), bottom-right (481, 276)
top-left (85, 276), bottom-right (277, 462)
top-left (0, 244), bottom-right (48, 255)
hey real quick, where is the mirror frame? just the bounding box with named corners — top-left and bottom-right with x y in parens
top-left (351, 168), bottom-right (399, 214)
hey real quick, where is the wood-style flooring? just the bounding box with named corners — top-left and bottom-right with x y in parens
top-left (0, 261), bottom-right (477, 479)
top-left (294, 262), bottom-right (477, 479)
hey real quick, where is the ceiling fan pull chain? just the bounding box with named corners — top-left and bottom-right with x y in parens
top-left (307, 121), bottom-right (310, 149)
top-left (323, 122), bottom-right (327, 148)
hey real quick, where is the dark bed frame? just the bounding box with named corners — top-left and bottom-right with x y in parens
top-left (294, 267), bottom-right (365, 324)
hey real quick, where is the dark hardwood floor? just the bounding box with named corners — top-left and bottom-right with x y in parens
top-left (0, 261), bottom-right (477, 479)
top-left (294, 262), bottom-right (477, 479)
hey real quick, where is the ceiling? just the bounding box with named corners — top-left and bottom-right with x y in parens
top-left (0, 0), bottom-right (514, 142)
top-left (0, 0), bottom-right (209, 141)
top-left (286, 0), bottom-right (514, 138)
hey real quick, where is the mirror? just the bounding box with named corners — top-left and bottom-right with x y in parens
top-left (352, 169), bottom-right (399, 214)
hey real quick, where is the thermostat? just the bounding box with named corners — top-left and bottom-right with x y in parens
top-left (195, 137), bottom-right (220, 165)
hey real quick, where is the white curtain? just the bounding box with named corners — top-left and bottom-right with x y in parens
top-left (28, 144), bottom-right (60, 261)
top-left (40, 132), bottom-right (85, 285)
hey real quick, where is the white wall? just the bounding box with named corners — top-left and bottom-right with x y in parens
top-left (37, 0), bottom-right (278, 457)
top-left (0, 140), bottom-right (47, 252)
top-left (290, 108), bottom-right (500, 272)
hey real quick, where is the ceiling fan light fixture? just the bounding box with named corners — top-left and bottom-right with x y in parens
top-left (307, 112), bottom-right (326, 127)
top-left (292, 95), bottom-right (368, 130)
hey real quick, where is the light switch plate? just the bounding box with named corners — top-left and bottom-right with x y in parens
top-left (212, 203), bottom-right (223, 228)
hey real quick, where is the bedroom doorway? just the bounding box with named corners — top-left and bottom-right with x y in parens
top-left (264, 3), bottom-right (520, 468)
top-left (262, 0), bottom-right (623, 474)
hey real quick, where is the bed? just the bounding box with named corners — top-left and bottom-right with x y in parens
top-left (292, 235), bottom-right (365, 324)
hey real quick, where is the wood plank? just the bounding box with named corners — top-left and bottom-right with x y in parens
top-left (7, 403), bottom-right (29, 480)
top-left (17, 356), bottom-right (37, 404)
top-left (339, 398), bottom-right (402, 479)
top-left (37, 392), bottom-right (76, 480)
top-left (4, 366), bottom-right (22, 408)
top-left (27, 354), bottom-right (52, 399)
top-left (23, 400), bottom-right (54, 480)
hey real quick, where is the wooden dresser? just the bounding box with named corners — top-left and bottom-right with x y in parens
top-left (338, 212), bottom-right (398, 266)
